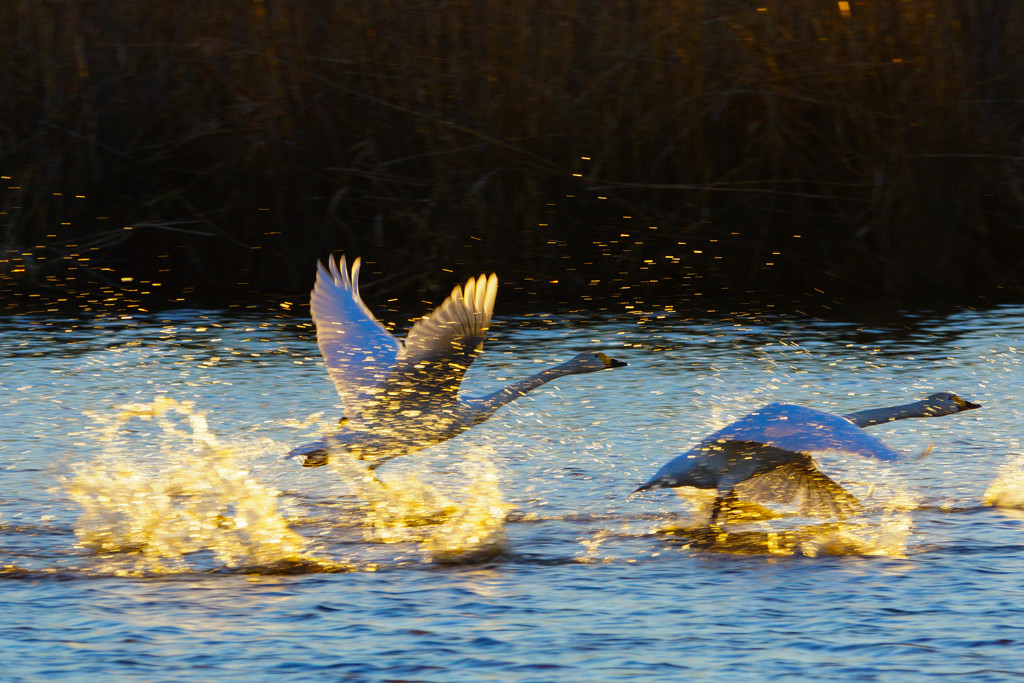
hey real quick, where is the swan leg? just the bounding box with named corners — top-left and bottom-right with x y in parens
top-left (709, 494), bottom-right (728, 526)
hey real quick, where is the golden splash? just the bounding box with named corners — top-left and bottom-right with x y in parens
top-left (329, 446), bottom-right (511, 564)
top-left (67, 397), bottom-right (315, 573)
top-left (667, 515), bottom-right (912, 557)
top-left (658, 487), bottom-right (914, 557)
top-left (422, 456), bottom-right (510, 564)
top-left (983, 453), bottom-right (1024, 509)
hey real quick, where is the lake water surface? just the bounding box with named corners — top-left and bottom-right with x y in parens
top-left (2, 301), bottom-right (1023, 681)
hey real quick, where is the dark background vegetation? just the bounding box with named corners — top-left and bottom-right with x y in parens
top-left (1, 0), bottom-right (1023, 312)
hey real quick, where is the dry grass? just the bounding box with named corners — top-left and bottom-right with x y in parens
top-left (1, 0), bottom-right (1022, 309)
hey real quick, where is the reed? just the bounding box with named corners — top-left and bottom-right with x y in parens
top-left (1, 0), bottom-right (1022, 309)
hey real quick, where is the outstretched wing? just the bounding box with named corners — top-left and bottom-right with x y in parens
top-left (708, 403), bottom-right (905, 462)
top-left (633, 403), bottom-right (904, 494)
top-left (310, 255), bottom-right (401, 414)
top-left (732, 453), bottom-right (863, 519)
top-left (388, 272), bottom-right (498, 405)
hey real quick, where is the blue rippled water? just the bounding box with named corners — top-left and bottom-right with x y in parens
top-left (2, 302), bottom-right (1024, 681)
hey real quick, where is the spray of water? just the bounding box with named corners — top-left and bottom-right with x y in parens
top-left (67, 397), bottom-right (315, 574)
top-left (983, 453), bottom-right (1024, 509)
top-left (656, 482), bottom-right (915, 557)
top-left (328, 446), bottom-right (511, 564)
top-left (67, 396), bottom-right (514, 572)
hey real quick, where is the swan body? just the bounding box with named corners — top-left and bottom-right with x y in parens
top-left (633, 393), bottom-right (980, 522)
top-left (288, 255), bottom-right (626, 468)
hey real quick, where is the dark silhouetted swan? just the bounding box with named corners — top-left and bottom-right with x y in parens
top-left (288, 255), bottom-right (626, 468)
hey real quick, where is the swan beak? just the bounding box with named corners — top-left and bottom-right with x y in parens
top-left (631, 476), bottom-right (664, 495)
top-left (596, 353), bottom-right (628, 369)
top-left (954, 396), bottom-right (981, 411)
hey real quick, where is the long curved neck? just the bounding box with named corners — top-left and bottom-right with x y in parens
top-left (466, 362), bottom-right (579, 422)
top-left (843, 400), bottom-right (929, 428)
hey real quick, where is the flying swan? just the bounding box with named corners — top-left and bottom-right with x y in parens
top-left (632, 392), bottom-right (981, 523)
top-left (288, 255), bottom-right (627, 468)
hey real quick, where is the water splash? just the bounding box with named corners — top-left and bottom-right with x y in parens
top-left (423, 456), bottom-right (510, 564)
top-left (328, 446), bottom-right (511, 564)
top-left (983, 453), bottom-right (1024, 509)
top-left (67, 397), bottom-right (316, 574)
top-left (668, 514), bottom-right (913, 557)
top-left (657, 486), bottom-right (915, 557)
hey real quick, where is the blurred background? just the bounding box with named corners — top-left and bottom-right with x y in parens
top-left (2, 0), bottom-right (1022, 311)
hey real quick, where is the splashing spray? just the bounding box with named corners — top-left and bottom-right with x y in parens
top-left (68, 397), bottom-right (313, 574)
top-left (329, 445), bottom-right (511, 564)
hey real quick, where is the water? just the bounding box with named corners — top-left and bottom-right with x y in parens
top-left (3, 301), bottom-right (1024, 681)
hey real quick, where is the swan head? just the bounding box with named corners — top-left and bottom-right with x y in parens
top-left (562, 352), bottom-right (628, 374)
top-left (632, 456), bottom-right (706, 494)
top-left (921, 392), bottom-right (981, 416)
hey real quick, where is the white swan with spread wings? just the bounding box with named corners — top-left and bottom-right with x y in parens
top-left (633, 393), bottom-right (981, 523)
top-left (288, 255), bottom-right (626, 468)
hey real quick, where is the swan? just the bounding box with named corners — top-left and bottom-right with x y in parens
top-left (632, 393), bottom-right (980, 523)
top-left (288, 255), bottom-right (627, 468)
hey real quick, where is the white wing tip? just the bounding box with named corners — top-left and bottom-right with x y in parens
top-left (317, 254), bottom-right (363, 292)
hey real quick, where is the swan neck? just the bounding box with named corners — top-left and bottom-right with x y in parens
top-left (843, 401), bottom-right (927, 427)
top-left (470, 363), bottom-right (574, 417)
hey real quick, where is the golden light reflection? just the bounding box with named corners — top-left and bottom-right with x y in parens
top-left (329, 446), bottom-right (511, 565)
top-left (67, 397), bottom-right (316, 574)
top-left (983, 453), bottom-right (1024, 509)
top-left (653, 478), bottom-right (916, 558)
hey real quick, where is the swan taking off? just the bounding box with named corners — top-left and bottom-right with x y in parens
top-left (288, 255), bottom-right (627, 468)
top-left (633, 393), bottom-right (980, 523)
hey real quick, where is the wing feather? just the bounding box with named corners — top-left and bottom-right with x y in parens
top-left (310, 255), bottom-right (401, 415)
top-left (394, 273), bottom-right (498, 401)
top-left (733, 454), bottom-right (863, 519)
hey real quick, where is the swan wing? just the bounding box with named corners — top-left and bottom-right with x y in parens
top-left (732, 453), bottom-right (863, 519)
top-left (708, 403), bottom-right (904, 462)
top-left (633, 403), bottom-right (904, 493)
top-left (311, 255), bottom-right (401, 413)
top-left (392, 273), bottom-right (498, 402)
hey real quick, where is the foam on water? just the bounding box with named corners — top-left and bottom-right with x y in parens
top-left (63, 395), bottom-right (925, 574)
